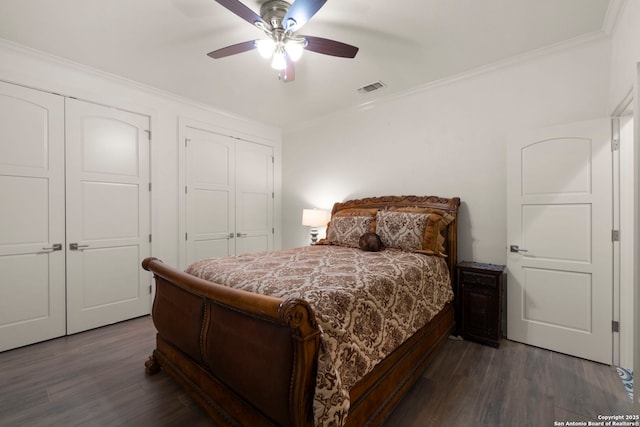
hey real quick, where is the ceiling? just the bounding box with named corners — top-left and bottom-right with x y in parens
top-left (0, 0), bottom-right (613, 127)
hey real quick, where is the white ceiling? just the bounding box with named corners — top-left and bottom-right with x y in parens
top-left (0, 0), bottom-right (613, 127)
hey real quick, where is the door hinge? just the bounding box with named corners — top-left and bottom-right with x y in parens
top-left (272, 192), bottom-right (275, 199)
top-left (185, 232), bottom-right (188, 240)
top-left (271, 155), bottom-right (274, 164)
top-left (149, 284), bottom-right (153, 294)
top-left (144, 129), bottom-right (151, 140)
top-left (185, 138), bottom-right (190, 147)
top-left (272, 227), bottom-right (275, 234)
top-left (148, 182), bottom-right (152, 192)
top-left (612, 230), bottom-right (620, 242)
top-left (612, 320), bottom-right (620, 332)
top-left (611, 138), bottom-right (620, 151)
top-left (149, 234), bottom-right (152, 243)
top-left (185, 186), bottom-right (188, 194)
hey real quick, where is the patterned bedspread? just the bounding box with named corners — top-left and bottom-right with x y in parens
top-left (185, 245), bottom-right (453, 426)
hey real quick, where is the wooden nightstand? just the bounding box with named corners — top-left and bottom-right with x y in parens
top-left (456, 261), bottom-right (506, 348)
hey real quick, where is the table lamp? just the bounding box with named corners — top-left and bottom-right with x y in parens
top-left (301, 208), bottom-right (329, 244)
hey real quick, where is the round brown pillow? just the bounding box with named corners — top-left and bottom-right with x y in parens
top-left (359, 232), bottom-right (383, 252)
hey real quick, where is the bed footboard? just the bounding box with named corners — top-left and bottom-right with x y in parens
top-left (142, 257), bottom-right (320, 427)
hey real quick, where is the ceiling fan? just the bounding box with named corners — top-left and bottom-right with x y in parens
top-left (207, 0), bottom-right (359, 82)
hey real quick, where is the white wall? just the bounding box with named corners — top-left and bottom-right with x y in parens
top-left (609, 1), bottom-right (640, 111)
top-left (282, 37), bottom-right (611, 265)
top-left (0, 39), bottom-right (282, 268)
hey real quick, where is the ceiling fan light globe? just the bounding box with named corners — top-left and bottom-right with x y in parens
top-left (256, 38), bottom-right (276, 59)
top-left (271, 51), bottom-right (287, 70)
top-left (285, 41), bottom-right (304, 62)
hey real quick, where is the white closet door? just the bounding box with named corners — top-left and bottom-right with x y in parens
top-left (65, 99), bottom-right (151, 334)
top-left (0, 82), bottom-right (65, 352)
top-left (235, 140), bottom-right (273, 255)
top-left (185, 126), bottom-right (236, 265)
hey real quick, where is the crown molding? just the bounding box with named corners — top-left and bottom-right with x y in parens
top-left (287, 30), bottom-right (610, 133)
top-left (0, 37), bottom-right (279, 134)
top-left (602, 0), bottom-right (628, 36)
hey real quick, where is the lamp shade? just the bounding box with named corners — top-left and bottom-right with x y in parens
top-left (301, 209), bottom-right (329, 227)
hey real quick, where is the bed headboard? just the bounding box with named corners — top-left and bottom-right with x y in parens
top-left (330, 195), bottom-right (461, 278)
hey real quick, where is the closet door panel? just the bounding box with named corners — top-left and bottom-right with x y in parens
top-left (0, 82), bottom-right (65, 352)
top-left (0, 176), bottom-right (49, 244)
top-left (236, 141), bottom-right (273, 255)
top-left (65, 98), bottom-right (151, 334)
top-left (185, 126), bottom-right (235, 265)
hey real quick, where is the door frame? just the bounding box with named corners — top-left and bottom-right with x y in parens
top-left (633, 67), bottom-right (639, 407)
top-left (611, 88), bottom-right (635, 370)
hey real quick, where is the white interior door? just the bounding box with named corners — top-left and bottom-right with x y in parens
top-left (507, 118), bottom-right (613, 364)
top-left (0, 82), bottom-right (65, 351)
top-left (235, 140), bottom-right (273, 255)
top-left (65, 98), bottom-right (150, 334)
top-left (185, 126), bottom-right (235, 265)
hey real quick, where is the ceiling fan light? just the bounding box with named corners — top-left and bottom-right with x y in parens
top-left (285, 41), bottom-right (304, 62)
top-left (271, 49), bottom-right (287, 70)
top-left (256, 38), bottom-right (276, 59)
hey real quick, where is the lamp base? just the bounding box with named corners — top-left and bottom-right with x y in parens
top-left (309, 228), bottom-right (319, 245)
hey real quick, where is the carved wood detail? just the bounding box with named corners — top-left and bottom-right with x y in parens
top-left (144, 354), bottom-right (161, 375)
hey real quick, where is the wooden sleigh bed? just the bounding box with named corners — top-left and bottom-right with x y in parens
top-left (143, 195), bottom-right (461, 426)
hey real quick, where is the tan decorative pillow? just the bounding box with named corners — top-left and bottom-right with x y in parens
top-left (375, 211), bottom-right (428, 251)
top-left (389, 206), bottom-right (452, 256)
top-left (389, 206), bottom-right (454, 225)
top-left (333, 208), bottom-right (378, 233)
top-left (416, 213), bottom-right (447, 256)
top-left (326, 216), bottom-right (374, 248)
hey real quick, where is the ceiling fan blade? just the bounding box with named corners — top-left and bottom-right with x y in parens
top-left (279, 56), bottom-right (295, 82)
top-left (207, 40), bottom-right (256, 59)
top-left (214, 0), bottom-right (269, 29)
top-left (282, 0), bottom-right (327, 31)
top-left (303, 36), bottom-right (359, 58)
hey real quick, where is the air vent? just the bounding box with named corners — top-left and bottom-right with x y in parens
top-left (357, 81), bottom-right (386, 94)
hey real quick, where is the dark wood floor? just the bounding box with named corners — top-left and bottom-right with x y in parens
top-left (0, 316), bottom-right (637, 426)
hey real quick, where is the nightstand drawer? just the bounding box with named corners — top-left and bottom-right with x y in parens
top-left (460, 270), bottom-right (497, 288)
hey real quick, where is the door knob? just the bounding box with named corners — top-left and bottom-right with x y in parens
top-left (510, 245), bottom-right (528, 253)
top-left (69, 243), bottom-right (89, 250)
top-left (42, 243), bottom-right (62, 251)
